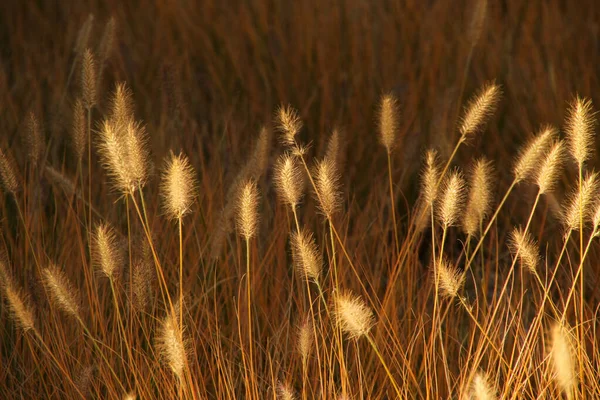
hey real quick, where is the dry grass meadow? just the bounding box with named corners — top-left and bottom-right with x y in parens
top-left (1, 0), bottom-right (600, 398)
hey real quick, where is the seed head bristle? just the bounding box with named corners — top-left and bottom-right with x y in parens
top-left (565, 96), bottom-right (595, 167)
top-left (157, 308), bottom-right (187, 381)
top-left (236, 180), bottom-right (260, 240)
top-left (161, 151), bottom-right (198, 220)
top-left (470, 371), bottom-right (496, 400)
top-left (508, 227), bottom-right (540, 274)
top-left (332, 291), bottom-right (375, 340)
top-left (42, 263), bottom-right (81, 319)
top-left (0, 147), bottom-right (20, 195)
top-left (549, 322), bottom-right (577, 397)
top-left (81, 49), bottom-right (97, 109)
top-left (463, 158), bottom-right (493, 236)
top-left (274, 153), bottom-right (304, 209)
top-left (421, 149), bottom-right (439, 207)
top-left (513, 125), bottom-right (556, 182)
top-left (536, 140), bottom-right (565, 194)
top-left (291, 228), bottom-right (322, 282)
top-left (276, 104), bottom-right (303, 147)
top-left (437, 170), bottom-right (466, 228)
top-left (94, 223), bottom-right (123, 280)
top-left (313, 156), bottom-right (342, 218)
top-left (72, 98), bottom-right (87, 162)
top-left (25, 111), bottom-right (43, 167)
top-left (563, 172), bottom-right (598, 231)
top-left (378, 93), bottom-right (399, 152)
top-left (110, 82), bottom-right (134, 126)
top-left (297, 316), bottom-right (313, 365)
top-left (277, 382), bottom-right (297, 400)
top-left (459, 82), bottom-right (501, 140)
top-left (0, 259), bottom-right (36, 332)
top-left (436, 257), bottom-right (465, 299)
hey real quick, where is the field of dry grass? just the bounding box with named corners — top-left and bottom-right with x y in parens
top-left (0, 0), bottom-right (599, 398)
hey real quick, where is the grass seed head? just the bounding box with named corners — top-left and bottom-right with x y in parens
top-left (565, 96), bottom-right (595, 167)
top-left (297, 316), bottom-right (313, 364)
top-left (161, 151), bottom-right (198, 220)
top-left (94, 223), bottom-right (123, 280)
top-left (25, 111), bottom-right (43, 167)
top-left (459, 82), bottom-right (501, 140)
top-left (274, 152), bottom-right (304, 209)
top-left (236, 179), bottom-right (260, 240)
top-left (72, 98), bottom-right (87, 162)
top-left (291, 228), bottom-right (322, 282)
top-left (276, 104), bottom-right (303, 147)
top-left (157, 308), bottom-right (187, 381)
top-left (463, 158), bottom-right (493, 236)
top-left (508, 227), bottom-right (540, 274)
top-left (313, 156), bottom-right (342, 218)
top-left (333, 291), bottom-right (375, 340)
top-left (513, 125), bottom-right (556, 182)
top-left (471, 371), bottom-right (496, 400)
top-left (436, 257), bottom-right (465, 299)
top-left (81, 49), bottom-right (97, 109)
top-left (437, 169), bottom-right (466, 228)
top-left (277, 382), bottom-right (297, 400)
top-left (42, 263), bottom-right (81, 319)
top-left (536, 140), bottom-right (565, 194)
top-left (563, 171), bottom-right (598, 231)
top-left (549, 322), bottom-right (577, 397)
top-left (0, 147), bottom-right (20, 195)
top-left (378, 93), bottom-right (399, 152)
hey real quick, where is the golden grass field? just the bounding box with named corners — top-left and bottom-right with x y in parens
top-left (0, 0), bottom-right (599, 398)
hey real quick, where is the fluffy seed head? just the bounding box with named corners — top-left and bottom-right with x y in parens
top-left (421, 149), bottom-right (439, 206)
top-left (536, 140), bottom-right (565, 194)
top-left (297, 316), bottom-right (313, 364)
top-left (291, 228), bottom-right (322, 282)
top-left (332, 291), bottom-right (375, 340)
top-left (470, 372), bottom-right (496, 400)
top-left (549, 322), bottom-right (577, 396)
top-left (110, 82), bottom-right (134, 126)
top-left (508, 227), bottom-right (540, 274)
top-left (378, 94), bottom-right (399, 152)
top-left (436, 258), bottom-right (465, 299)
top-left (0, 259), bottom-right (36, 332)
top-left (459, 82), bottom-right (501, 140)
top-left (565, 96), bottom-right (595, 167)
top-left (157, 309), bottom-right (187, 381)
top-left (132, 238), bottom-right (154, 312)
top-left (94, 223), bottom-right (123, 280)
top-left (277, 382), bottom-right (297, 400)
top-left (313, 157), bottom-right (342, 218)
top-left (123, 121), bottom-right (150, 190)
top-left (42, 263), bottom-right (81, 319)
top-left (563, 172), bottom-right (598, 231)
top-left (437, 170), bottom-right (466, 227)
top-left (0, 147), bottom-right (19, 195)
top-left (513, 126), bottom-right (556, 182)
top-left (325, 128), bottom-right (345, 169)
top-left (236, 180), bottom-right (260, 240)
top-left (98, 17), bottom-right (116, 65)
top-left (25, 111), bottom-right (43, 167)
top-left (463, 159), bottom-right (493, 236)
top-left (161, 152), bottom-right (198, 220)
top-left (123, 392), bottom-right (136, 400)
top-left (72, 98), bottom-right (87, 162)
top-left (276, 105), bottom-right (303, 146)
top-left (81, 49), bottom-right (97, 109)
top-left (247, 126), bottom-right (272, 181)
top-left (274, 153), bottom-right (304, 209)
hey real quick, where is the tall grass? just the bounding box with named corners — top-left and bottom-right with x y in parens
top-left (1, 2), bottom-right (600, 399)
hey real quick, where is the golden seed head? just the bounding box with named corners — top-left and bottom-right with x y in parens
top-left (463, 158), bottom-right (493, 236)
top-left (291, 228), bottom-right (322, 282)
top-left (326, 128), bottom-right (345, 169)
top-left (471, 371), bottom-right (496, 400)
top-left (436, 257), bottom-right (465, 299)
top-left (25, 111), bottom-right (43, 167)
top-left (549, 322), bottom-right (577, 396)
top-left (565, 96), bottom-right (595, 167)
top-left (72, 98), bottom-right (87, 162)
top-left (563, 172), bottom-right (598, 231)
top-left (421, 149), bottom-right (439, 206)
top-left (513, 125), bottom-right (556, 182)
top-left (94, 223), bottom-right (123, 280)
top-left (42, 263), bottom-right (81, 319)
top-left (0, 259), bottom-right (36, 332)
top-left (123, 392), bottom-right (137, 400)
top-left (508, 227), bottom-right (540, 274)
top-left (274, 153), bottom-right (304, 208)
top-left (536, 140), bottom-right (565, 194)
top-left (110, 82), bottom-right (134, 126)
top-left (297, 316), bottom-right (313, 364)
top-left (98, 17), bottom-right (116, 65)
top-left (437, 170), bottom-right (466, 228)
top-left (277, 382), bottom-right (297, 400)
top-left (314, 156), bottom-right (342, 218)
top-left (161, 151), bottom-right (198, 220)
top-left (459, 82), bottom-right (501, 140)
top-left (157, 309), bottom-right (187, 381)
top-left (236, 180), bottom-right (260, 240)
top-left (0, 147), bottom-right (19, 195)
top-left (81, 49), bottom-right (97, 109)
top-left (378, 94), bottom-right (399, 152)
top-left (247, 126), bottom-right (272, 181)
top-left (276, 104), bottom-right (303, 147)
top-left (123, 120), bottom-right (150, 190)
top-left (332, 291), bottom-right (375, 340)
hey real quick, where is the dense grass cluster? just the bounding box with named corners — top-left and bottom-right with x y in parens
top-left (1, 1), bottom-right (600, 399)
